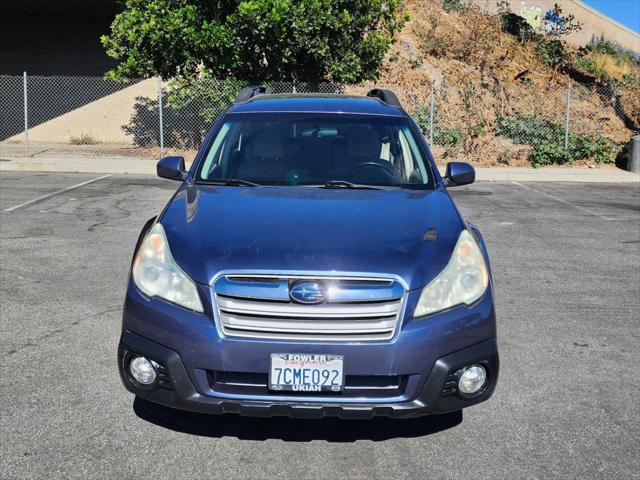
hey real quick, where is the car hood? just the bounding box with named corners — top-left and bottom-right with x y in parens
top-left (160, 185), bottom-right (465, 290)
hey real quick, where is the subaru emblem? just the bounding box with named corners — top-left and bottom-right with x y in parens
top-left (289, 281), bottom-right (326, 304)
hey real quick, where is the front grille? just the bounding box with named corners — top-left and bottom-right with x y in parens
top-left (209, 370), bottom-right (408, 398)
top-left (213, 274), bottom-right (405, 341)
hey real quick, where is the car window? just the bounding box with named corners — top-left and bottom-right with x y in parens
top-left (197, 113), bottom-right (434, 188)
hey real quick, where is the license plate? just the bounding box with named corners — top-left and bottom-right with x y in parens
top-left (269, 353), bottom-right (344, 392)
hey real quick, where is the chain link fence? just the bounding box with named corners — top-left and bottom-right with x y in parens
top-left (396, 76), bottom-right (635, 167)
top-left (0, 75), bottom-right (341, 161)
top-left (1, 75), bottom-right (145, 158)
top-left (0, 74), bottom-right (635, 166)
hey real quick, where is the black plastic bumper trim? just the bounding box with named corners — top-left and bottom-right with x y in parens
top-left (118, 331), bottom-right (499, 419)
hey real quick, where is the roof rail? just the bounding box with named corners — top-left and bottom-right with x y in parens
top-left (234, 85), bottom-right (269, 103)
top-left (366, 88), bottom-right (402, 108)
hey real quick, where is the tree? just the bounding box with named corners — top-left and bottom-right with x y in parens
top-left (543, 3), bottom-right (581, 38)
top-left (496, 0), bottom-right (535, 43)
top-left (101, 0), bottom-right (405, 83)
top-left (534, 3), bottom-right (581, 75)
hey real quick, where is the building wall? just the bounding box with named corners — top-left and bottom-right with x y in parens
top-left (0, 0), bottom-right (119, 76)
top-left (0, 15), bottom-right (117, 76)
top-left (472, 0), bottom-right (640, 52)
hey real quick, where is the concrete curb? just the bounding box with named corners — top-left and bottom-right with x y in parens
top-left (466, 167), bottom-right (640, 183)
top-left (1, 156), bottom-right (639, 183)
top-left (0, 156), bottom-right (158, 175)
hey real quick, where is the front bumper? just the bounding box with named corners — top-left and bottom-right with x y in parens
top-left (118, 330), bottom-right (499, 419)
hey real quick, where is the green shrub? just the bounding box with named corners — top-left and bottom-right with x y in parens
top-left (588, 37), bottom-right (639, 65)
top-left (501, 13), bottom-right (535, 42)
top-left (530, 142), bottom-right (566, 166)
top-left (497, 149), bottom-right (512, 165)
top-left (414, 105), bottom-right (462, 156)
top-left (409, 55), bottom-right (424, 68)
top-left (574, 55), bottom-right (600, 76)
top-left (434, 127), bottom-right (462, 147)
top-left (414, 105), bottom-right (431, 133)
top-left (419, 18), bottom-right (448, 58)
top-left (496, 1), bottom-right (536, 43)
top-left (469, 120), bottom-right (486, 138)
top-left (572, 134), bottom-right (620, 164)
top-left (620, 73), bottom-right (640, 88)
top-left (443, 0), bottom-right (467, 13)
top-left (496, 114), bottom-right (621, 167)
top-left (422, 34), bottom-right (449, 57)
top-left (69, 134), bottom-right (100, 145)
top-left (575, 37), bottom-right (640, 90)
top-left (535, 38), bottom-right (571, 71)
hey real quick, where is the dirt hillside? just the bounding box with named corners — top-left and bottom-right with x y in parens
top-left (347, 0), bottom-right (639, 167)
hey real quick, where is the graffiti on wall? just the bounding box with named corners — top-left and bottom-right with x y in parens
top-left (543, 8), bottom-right (566, 35)
top-left (520, 1), bottom-right (567, 35)
top-left (520, 1), bottom-right (542, 29)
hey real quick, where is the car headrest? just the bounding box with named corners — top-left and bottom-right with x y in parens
top-left (347, 126), bottom-right (381, 159)
top-left (251, 125), bottom-right (287, 159)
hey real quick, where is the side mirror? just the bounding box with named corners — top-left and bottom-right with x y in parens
top-left (445, 162), bottom-right (475, 187)
top-left (157, 156), bottom-right (186, 181)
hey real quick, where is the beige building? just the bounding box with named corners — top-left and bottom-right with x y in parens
top-left (472, 0), bottom-right (640, 52)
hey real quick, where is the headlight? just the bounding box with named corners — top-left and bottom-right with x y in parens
top-left (132, 223), bottom-right (204, 312)
top-left (414, 229), bottom-right (489, 317)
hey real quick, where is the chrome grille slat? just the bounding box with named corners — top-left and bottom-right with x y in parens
top-left (217, 296), bottom-right (401, 318)
top-left (213, 274), bottom-right (405, 341)
top-left (220, 328), bottom-right (394, 342)
top-left (224, 324), bottom-right (394, 335)
top-left (220, 313), bottom-right (397, 333)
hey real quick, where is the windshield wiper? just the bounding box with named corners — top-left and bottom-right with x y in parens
top-left (201, 179), bottom-right (262, 187)
top-left (319, 180), bottom-right (385, 190)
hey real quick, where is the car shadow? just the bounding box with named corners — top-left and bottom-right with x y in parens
top-left (133, 397), bottom-right (462, 442)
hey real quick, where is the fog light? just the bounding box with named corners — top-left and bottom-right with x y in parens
top-left (129, 356), bottom-right (157, 385)
top-left (458, 365), bottom-right (486, 394)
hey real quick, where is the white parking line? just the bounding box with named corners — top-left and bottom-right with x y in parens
top-left (1, 174), bottom-right (113, 213)
top-left (512, 181), bottom-right (616, 221)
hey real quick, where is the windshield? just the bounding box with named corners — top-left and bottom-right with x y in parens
top-left (196, 113), bottom-right (434, 188)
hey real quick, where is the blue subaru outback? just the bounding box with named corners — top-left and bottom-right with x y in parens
top-left (118, 87), bottom-right (499, 419)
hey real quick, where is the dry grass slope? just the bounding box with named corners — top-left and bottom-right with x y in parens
top-left (347, 0), bottom-right (639, 167)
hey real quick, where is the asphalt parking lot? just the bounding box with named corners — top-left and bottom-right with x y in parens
top-left (1, 171), bottom-right (639, 479)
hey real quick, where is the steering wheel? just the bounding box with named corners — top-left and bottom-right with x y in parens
top-left (347, 161), bottom-right (396, 183)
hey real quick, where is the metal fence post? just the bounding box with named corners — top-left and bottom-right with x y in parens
top-left (23, 71), bottom-right (29, 157)
top-left (429, 84), bottom-right (435, 145)
top-left (157, 77), bottom-right (164, 155)
top-left (628, 135), bottom-right (640, 173)
top-left (564, 81), bottom-right (572, 152)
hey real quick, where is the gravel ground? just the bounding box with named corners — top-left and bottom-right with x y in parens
top-left (1, 172), bottom-right (638, 479)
